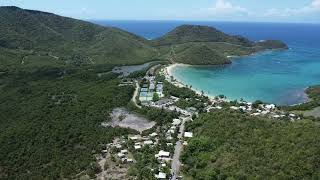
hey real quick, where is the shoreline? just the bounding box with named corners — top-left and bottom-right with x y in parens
top-left (165, 63), bottom-right (232, 102)
top-left (164, 63), bottom-right (310, 106)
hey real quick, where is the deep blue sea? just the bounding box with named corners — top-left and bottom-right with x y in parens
top-left (93, 20), bottom-right (320, 105)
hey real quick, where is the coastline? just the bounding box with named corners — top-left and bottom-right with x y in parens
top-left (164, 63), bottom-right (311, 106)
top-left (164, 63), bottom-right (231, 102)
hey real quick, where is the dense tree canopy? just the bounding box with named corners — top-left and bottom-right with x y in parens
top-left (0, 66), bottom-right (136, 179)
top-left (181, 110), bottom-right (320, 180)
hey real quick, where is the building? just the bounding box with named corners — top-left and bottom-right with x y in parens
top-left (155, 150), bottom-right (170, 158)
top-left (144, 140), bottom-right (153, 145)
top-left (121, 149), bottom-right (128, 154)
top-left (129, 135), bottom-right (141, 141)
top-left (184, 132), bottom-right (193, 138)
top-left (139, 92), bottom-right (148, 102)
top-left (186, 107), bottom-right (198, 114)
top-left (141, 88), bottom-right (148, 92)
top-left (149, 83), bottom-right (155, 91)
top-left (117, 153), bottom-right (125, 158)
top-left (156, 84), bottom-right (163, 92)
top-left (172, 119), bottom-right (181, 126)
top-left (155, 172), bottom-right (166, 179)
top-left (150, 132), bottom-right (158, 137)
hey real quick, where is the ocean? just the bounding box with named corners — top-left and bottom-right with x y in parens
top-left (93, 20), bottom-right (320, 105)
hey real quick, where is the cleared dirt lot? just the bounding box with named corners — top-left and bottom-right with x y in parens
top-left (102, 108), bottom-right (155, 133)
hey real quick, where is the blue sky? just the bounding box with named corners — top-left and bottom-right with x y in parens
top-left (1, 0), bottom-right (320, 23)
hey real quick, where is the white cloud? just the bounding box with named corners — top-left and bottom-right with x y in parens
top-left (264, 0), bottom-right (320, 17)
top-left (208, 0), bottom-right (248, 15)
top-left (311, 0), bottom-right (320, 9)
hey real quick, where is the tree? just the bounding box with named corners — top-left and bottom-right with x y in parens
top-left (153, 93), bottom-right (160, 102)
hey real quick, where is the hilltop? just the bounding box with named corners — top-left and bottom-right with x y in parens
top-left (153, 25), bottom-right (287, 65)
top-left (0, 6), bottom-right (157, 68)
top-left (152, 25), bottom-right (253, 47)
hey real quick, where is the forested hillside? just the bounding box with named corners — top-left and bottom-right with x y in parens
top-left (0, 66), bottom-right (137, 179)
top-left (181, 110), bottom-right (320, 179)
top-left (0, 6), bottom-right (157, 68)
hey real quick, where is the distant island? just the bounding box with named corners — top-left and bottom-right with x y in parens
top-left (0, 6), bottom-right (288, 68)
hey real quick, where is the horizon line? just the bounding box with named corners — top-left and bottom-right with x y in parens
top-left (88, 19), bottom-right (320, 25)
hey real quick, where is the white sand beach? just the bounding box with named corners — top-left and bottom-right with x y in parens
top-left (164, 64), bottom-right (224, 101)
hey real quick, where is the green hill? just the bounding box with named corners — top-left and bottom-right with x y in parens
top-left (171, 44), bottom-right (231, 65)
top-left (0, 6), bottom-right (157, 68)
top-left (152, 25), bottom-right (253, 47)
top-left (153, 25), bottom-right (288, 65)
top-left (255, 40), bottom-right (289, 50)
top-left (0, 8), bottom-right (288, 67)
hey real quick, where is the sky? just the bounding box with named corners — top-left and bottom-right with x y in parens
top-left (0, 0), bottom-right (320, 23)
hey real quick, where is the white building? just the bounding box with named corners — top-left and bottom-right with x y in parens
top-left (172, 119), bottom-right (181, 126)
top-left (155, 172), bottom-right (166, 179)
top-left (117, 153), bottom-right (125, 158)
top-left (184, 132), bottom-right (193, 138)
top-left (155, 150), bottom-right (170, 158)
top-left (121, 149), bottom-right (128, 154)
top-left (144, 140), bottom-right (153, 145)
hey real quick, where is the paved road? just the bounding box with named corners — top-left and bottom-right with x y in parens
top-left (171, 141), bottom-right (182, 179)
top-left (171, 117), bottom-right (188, 180)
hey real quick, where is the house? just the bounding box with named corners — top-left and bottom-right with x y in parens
top-left (134, 145), bottom-right (142, 150)
top-left (186, 107), bottom-right (197, 113)
top-left (129, 135), bottom-right (141, 141)
top-left (155, 150), bottom-right (170, 158)
top-left (126, 159), bottom-right (134, 163)
top-left (144, 140), bottom-right (153, 145)
top-left (230, 106), bottom-right (239, 110)
top-left (184, 132), bottom-right (193, 138)
top-left (150, 132), bottom-right (158, 137)
top-left (121, 149), bottom-right (128, 154)
top-left (117, 153), bottom-right (125, 158)
top-left (266, 104), bottom-right (276, 110)
top-left (155, 172), bottom-right (166, 179)
top-left (154, 98), bottom-right (173, 106)
top-left (183, 141), bottom-right (188, 146)
top-left (172, 119), bottom-right (181, 126)
top-left (252, 112), bottom-right (261, 116)
top-left (166, 135), bottom-right (173, 140)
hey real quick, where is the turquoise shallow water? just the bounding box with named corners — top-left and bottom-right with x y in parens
top-left (95, 21), bottom-right (320, 105)
top-left (171, 45), bottom-right (320, 105)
